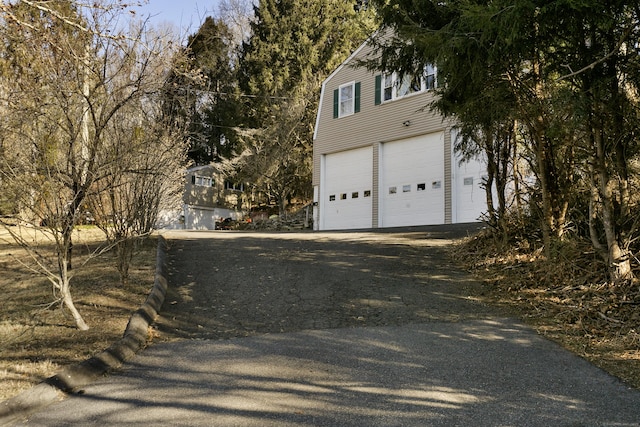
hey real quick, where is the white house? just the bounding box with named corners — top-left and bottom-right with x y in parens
top-left (312, 35), bottom-right (487, 231)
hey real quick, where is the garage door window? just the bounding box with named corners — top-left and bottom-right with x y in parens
top-left (417, 183), bottom-right (426, 191)
top-left (329, 195), bottom-right (336, 201)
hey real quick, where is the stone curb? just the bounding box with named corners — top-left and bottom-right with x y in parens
top-left (0, 235), bottom-right (169, 426)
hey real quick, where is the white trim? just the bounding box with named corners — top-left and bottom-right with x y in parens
top-left (377, 141), bottom-right (384, 228)
top-left (450, 128), bottom-right (459, 224)
top-left (319, 154), bottom-right (327, 229)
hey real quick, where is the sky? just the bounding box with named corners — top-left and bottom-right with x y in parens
top-left (134, 0), bottom-right (221, 34)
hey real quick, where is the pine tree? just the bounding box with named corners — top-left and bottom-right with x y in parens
top-left (232, 0), bottom-right (377, 212)
top-left (161, 16), bottom-right (240, 165)
top-left (369, 0), bottom-right (640, 281)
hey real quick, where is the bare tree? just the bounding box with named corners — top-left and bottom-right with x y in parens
top-left (90, 94), bottom-right (188, 285)
top-left (222, 85), bottom-right (314, 214)
top-left (0, 1), bottom-right (190, 329)
top-left (217, 0), bottom-right (254, 52)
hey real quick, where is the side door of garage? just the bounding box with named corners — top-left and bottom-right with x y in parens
top-left (453, 154), bottom-right (487, 223)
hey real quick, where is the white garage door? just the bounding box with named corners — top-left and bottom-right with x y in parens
top-left (322, 146), bottom-right (373, 230)
top-left (453, 154), bottom-right (487, 223)
top-left (183, 206), bottom-right (216, 230)
top-left (381, 132), bottom-right (444, 227)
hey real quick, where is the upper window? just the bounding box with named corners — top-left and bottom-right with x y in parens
top-left (333, 82), bottom-right (361, 118)
top-left (340, 83), bottom-right (354, 117)
top-left (378, 64), bottom-right (437, 103)
top-left (224, 181), bottom-right (244, 192)
top-left (192, 175), bottom-right (213, 187)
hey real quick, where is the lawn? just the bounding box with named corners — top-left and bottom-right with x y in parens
top-left (0, 226), bottom-right (155, 401)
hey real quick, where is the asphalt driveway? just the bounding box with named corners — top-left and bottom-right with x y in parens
top-left (13, 225), bottom-right (640, 426)
top-left (154, 224), bottom-right (494, 341)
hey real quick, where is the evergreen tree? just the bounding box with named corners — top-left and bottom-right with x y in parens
top-left (162, 16), bottom-right (239, 165)
top-left (368, 0), bottom-right (640, 281)
top-left (232, 0), bottom-right (377, 212)
top-left (186, 17), bottom-right (240, 164)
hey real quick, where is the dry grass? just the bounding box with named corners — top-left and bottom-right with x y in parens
top-left (0, 226), bottom-right (155, 401)
top-left (454, 230), bottom-right (640, 389)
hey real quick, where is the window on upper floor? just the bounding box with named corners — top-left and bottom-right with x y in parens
top-left (191, 175), bottom-right (213, 187)
top-left (333, 81), bottom-right (361, 118)
top-left (376, 64), bottom-right (437, 104)
top-left (340, 83), bottom-right (354, 116)
top-left (224, 181), bottom-right (244, 192)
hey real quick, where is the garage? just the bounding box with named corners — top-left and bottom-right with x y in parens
top-left (380, 132), bottom-right (445, 227)
top-left (322, 146), bottom-right (373, 230)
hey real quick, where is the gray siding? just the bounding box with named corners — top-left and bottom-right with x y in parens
top-left (184, 167), bottom-right (217, 208)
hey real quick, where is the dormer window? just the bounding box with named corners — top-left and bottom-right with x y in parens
top-left (376, 64), bottom-right (437, 104)
top-left (191, 175), bottom-right (213, 187)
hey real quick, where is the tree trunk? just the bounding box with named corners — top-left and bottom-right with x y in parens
top-left (116, 238), bottom-right (134, 286)
top-left (59, 215), bottom-right (89, 330)
top-left (512, 121), bottom-right (524, 221)
top-left (483, 132), bottom-right (498, 229)
top-left (588, 171), bottom-right (608, 263)
top-left (593, 127), bottom-right (633, 281)
top-left (533, 128), bottom-right (553, 256)
top-left (59, 264), bottom-right (89, 330)
top-left (496, 122), bottom-right (514, 239)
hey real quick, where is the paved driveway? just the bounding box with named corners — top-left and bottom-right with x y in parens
top-left (14, 226), bottom-right (640, 426)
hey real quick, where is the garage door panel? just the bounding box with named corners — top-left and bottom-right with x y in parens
top-left (381, 133), bottom-right (444, 227)
top-left (323, 147), bottom-right (373, 230)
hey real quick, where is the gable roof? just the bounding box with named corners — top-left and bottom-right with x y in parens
top-left (313, 32), bottom-right (379, 141)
